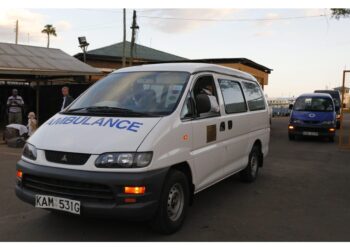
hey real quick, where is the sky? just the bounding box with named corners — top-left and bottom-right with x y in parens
top-left (1, 8), bottom-right (350, 97)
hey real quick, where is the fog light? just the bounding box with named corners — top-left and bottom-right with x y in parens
top-left (329, 128), bottom-right (336, 132)
top-left (288, 125), bottom-right (294, 130)
top-left (124, 186), bottom-right (146, 195)
top-left (16, 170), bottom-right (23, 180)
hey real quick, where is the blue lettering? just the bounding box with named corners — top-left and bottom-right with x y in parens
top-left (103, 118), bottom-right (120, 127)
top-left (73, 116), bottom-right (87, 124)
top-left (82, 117), bottom-right (92, 125)
top-left (63, 116), bottom-right (77, 124)
top-left (53, 117), bottom-right (65, 125)
top-left (127, 122), bottom-right (143, 132)
top-left (47, 118), bottom-right (55, 125)
top-left (91, 118), bottom-right (105, 126)
top-left (116, 120), bottom-right (131, 129)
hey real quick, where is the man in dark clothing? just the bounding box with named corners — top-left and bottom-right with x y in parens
top-left (7, 89), bottom-right (24, 124)
top-left (61, 86), bottom-right (74, 111)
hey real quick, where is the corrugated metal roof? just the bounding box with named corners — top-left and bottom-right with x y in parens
top-left (86, 41), bottom-right (187, 62)
top-left (0, 43), bottom-right (101, 76)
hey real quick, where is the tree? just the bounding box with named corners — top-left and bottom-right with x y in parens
top-left (331, 8), bottom-right (350, 19)
top-left (41, 24), bottom-right (57, 48)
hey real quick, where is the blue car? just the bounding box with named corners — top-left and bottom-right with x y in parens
top-left (288, 93), bottom-right (337, 142)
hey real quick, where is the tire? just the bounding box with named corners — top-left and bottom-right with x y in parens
top-left (240, 146), bottom-right (260, 182)
top-left (328, 136), bottom-right (335, 143)
top-left (288, 133), bottom-right (295, 141)
top-left (150, 170), bottom-right (190, 234)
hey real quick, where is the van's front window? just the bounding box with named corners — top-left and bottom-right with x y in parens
top-left (294, 97), bottom-right (334, 112)
top-left (65, 71), bottom-right (190, 117)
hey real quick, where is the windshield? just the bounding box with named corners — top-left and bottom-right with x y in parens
top-left (294, 97), bottom-right (334, 112)
top-left (65, 71), bottom-right (190, 117)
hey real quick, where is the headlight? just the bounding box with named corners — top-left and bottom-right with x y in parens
top-left (22, 143), bottom-right (37, 160)
top-left (95, 152), bottom-right (153, 168)
top-left (336, 114), bottom-right (341, 119)
top-left (321, 120), bottom-right (334, 125)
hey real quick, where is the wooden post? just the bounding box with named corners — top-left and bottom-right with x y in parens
top-left (129, 10), bottom-right (139, 66)
top-left (122, 8), bottom-right (126, 67)
top-left (36, 81), bottom-right (40, 124)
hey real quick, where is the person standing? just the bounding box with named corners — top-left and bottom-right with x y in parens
top-left (61, 86), bottom-right (74, 111)
top-left (7, 89), bottom-right (24, 124)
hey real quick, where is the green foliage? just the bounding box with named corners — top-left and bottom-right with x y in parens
top-left (331, 8), bottom-right (350, 19)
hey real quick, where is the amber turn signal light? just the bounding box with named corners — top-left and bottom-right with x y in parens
top-left (124, 186), bottom-right (146, 195)
top-left (16, 170), bottom-right (23, 179)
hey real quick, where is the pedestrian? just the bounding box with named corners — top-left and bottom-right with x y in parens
top-left (61, 86), bottom-right (74, 111)
top-left (6, 89), bottom-right (24, 124)
top-left (27, 112), bottom-right (37, 137)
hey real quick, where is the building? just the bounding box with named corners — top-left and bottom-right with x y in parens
top-left (75, 41), bottom-right (272, 88)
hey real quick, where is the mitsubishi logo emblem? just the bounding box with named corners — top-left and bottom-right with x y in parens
top-left (308, 113), bottom-right (316, 118)
top-left (61, 154), bottom-right (68, 162)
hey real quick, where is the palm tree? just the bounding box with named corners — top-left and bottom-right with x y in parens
top-left (41, 24), bottom-right (57, 48)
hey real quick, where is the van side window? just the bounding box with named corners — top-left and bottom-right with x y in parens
top-left (193, 75), bottom-right (220, 118)
top-left (241, 81), bottom-right (266, 111)
top-left (218, 79), bottom-right (247, 114)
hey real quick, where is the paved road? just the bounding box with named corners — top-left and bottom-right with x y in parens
top-left (0, 117), bottom-right (350, 241)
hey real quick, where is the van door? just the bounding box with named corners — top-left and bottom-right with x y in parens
top-left (215, 77), bottom-right (250, 175)
top-left (190, 74), bottom-right (227, 191)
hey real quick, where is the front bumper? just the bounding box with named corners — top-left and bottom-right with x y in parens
top-left (288, 123), bottom-right (336, 137)
top-left (15, 160), bottom-right (169, 220)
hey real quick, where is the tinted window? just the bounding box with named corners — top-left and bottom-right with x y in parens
top-left (241, 81), bottom-right (265, 111)
top-left (294, 97), bottom-right (334, 112)
top-left (218, 79), bottom-right (247, 113)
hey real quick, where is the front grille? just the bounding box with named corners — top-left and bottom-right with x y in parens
top-left (302, 120), bottom-right (321, 125)
top-left (45, 150), bottom-right (90, 165)
top-left (22, 174), bottom-right (115, 203)
top-left (295, 127), bottom-right (328, 133)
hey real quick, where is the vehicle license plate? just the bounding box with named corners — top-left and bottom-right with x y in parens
top-left (35, 195), bottom-right (80, 215)
top-left (302, 131), bottom-right (319, 136)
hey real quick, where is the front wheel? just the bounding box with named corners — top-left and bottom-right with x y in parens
top-left (150, 170), bottom-right (190, 234)
top-left (240, 146), bottom-right (260, 182)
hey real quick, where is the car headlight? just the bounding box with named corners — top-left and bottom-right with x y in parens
top-left (321, 120), bottom-right (334, 125)
top-left (95, 152), bottom-right (153, 168)
top-left (336, 114), bottom-right (341, 119)
top-left (22, 143), bottom-right (37, 160)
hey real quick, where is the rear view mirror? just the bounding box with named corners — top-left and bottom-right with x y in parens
top-left (289, 104), bottom-right (294, 110)
top-left (196, 94), bottom-right (211, 114)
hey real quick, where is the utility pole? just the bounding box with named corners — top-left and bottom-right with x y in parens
top-left (129, 10), bottom-right (139, 66)
top-left (15, 20), bottom-right (19, 44)
top-left (122, 8), bottom-right (126, 67)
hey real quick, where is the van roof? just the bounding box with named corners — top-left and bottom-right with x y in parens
top-left (113, 63), bottom-right (257, 82)
top-left (298, 93), bottom-right (333, 98)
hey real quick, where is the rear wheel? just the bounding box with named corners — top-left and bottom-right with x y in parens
top-left (328, 136), bottom-right (335, 143)
top-left (240, 146), bottom-right (260, 182)
top-left (150, 170), bottom-right (189, 234)
top-left (288, 133), bottom-right (295, 141)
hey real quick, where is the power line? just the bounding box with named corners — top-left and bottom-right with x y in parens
top-left (138, 14), bottom-right (328, 22)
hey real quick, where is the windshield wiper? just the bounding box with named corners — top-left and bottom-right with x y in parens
top-left (64, 106), bottom-right (159, 117)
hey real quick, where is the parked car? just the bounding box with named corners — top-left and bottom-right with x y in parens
top-left (314, 90), bottom-right (341, 129)
top-left (15, 63), bottom-right (270, 234)
top-left (288, 93), bottom-right (337, 142)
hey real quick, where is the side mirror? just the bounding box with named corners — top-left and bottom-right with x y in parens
top-left (196, 94), bottom-right (211, 114)
top-left (289, 104), bottom-right (294, 110)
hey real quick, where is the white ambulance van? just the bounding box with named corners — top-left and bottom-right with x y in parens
top-left (16, 63), bottom-right (270, 234)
